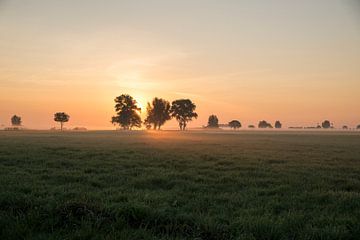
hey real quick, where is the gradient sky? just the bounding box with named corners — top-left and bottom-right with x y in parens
top-left (0, 0), bottom-right (359, 129)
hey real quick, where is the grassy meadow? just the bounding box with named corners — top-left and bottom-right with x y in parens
top-left (0, 130), bottom-right (360, 239)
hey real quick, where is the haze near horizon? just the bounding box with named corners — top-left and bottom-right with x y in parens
top-left (0, 0), bottom-right (359, 129)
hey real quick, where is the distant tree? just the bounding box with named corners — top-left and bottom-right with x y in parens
top-left (111, 94), bottom-right (142, 130)
top-left (144, 97), bottom-right (171, 130)
top-left (228, 120), bottom-right (241, 130)
top-left (248, 125), bottom-right (255, 128)
top-left (258, 120), bottom-right (272, 128)
top-left (342, 125), bottom-right (348, 130)
top-left (357, 125), bottom-right (360, 130)
top-left (11, 115), bottom-right (22, 126)
top-left (274, 120), bottom-right (282, 129)
top-left (207, 115), bottom-right (219, 128)
top-left (316, 124), bottom-right (322, 129)
top-left (54, 112), bottom-right (70, 130)
top-left (322, 120), bottom-right (331, 129)
top-left (170, 99), bottom-right (198, 130)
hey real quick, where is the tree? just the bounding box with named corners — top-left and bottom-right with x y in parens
top-left (248, 125), bottom-right (255, 128)
top-left (111, 94), bottom-right (142, 130)
top-left (144, 97), bottom-right (171, 130)
top-left (228, 120), bottom-right (241, 130)
top-left (11, 115), bottom-right (22, 126)
top-left (54, 112), bottom-right (70, 130)
top-left (207, 115), bottom-right (219, 128)
top-left (357, 125), bottom-right (360, 130)
top-left (342, 125), bottom-right (348, 130)
top-left (275, 121), bottom-right (282, 129)
top-left (322, 120), bottom-right (331, 129)
top-left (258, 120), bottom-right (272, 128)
top-left (170, 99), bottom-right (198, 130)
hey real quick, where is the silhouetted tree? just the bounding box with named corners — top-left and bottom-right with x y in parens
top-left (111, 94), bottom-right (142, 130)
top-left (258, 120), bottom-right (272, 128)
top-left (357, 125), bottom-right (360, 130)
top-left (248, 125), bottom-right (255, 128)
top-left (274, 121), bottom-right (282, 129)
top-left (228, 120), bottom-right (241, 130)
top-left (207, 115), bottom-right (219, 128)
top-left (11, 115), bottom-right (22, 126)
top-left (322, 120), bottom-right (331, 129)
top-left (144, 97), bottom-right (171, 130)
top-left (342, 125), bottom-right (348, 130)
top-left (170, 99), bottom-right (198, 130)
top-left (54, 112), bottom-right (70, 130)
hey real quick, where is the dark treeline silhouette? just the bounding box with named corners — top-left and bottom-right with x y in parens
top-left (111, 95), bottom-right (198, 130)
top-left (54, 112), bottom-right (70, 131)
top-left (3, 96), bottom-right (358, 131)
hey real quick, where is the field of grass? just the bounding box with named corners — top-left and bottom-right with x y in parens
top-left (0, 130), bottom-right (360, 239)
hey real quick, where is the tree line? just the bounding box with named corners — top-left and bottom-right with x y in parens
top-left (111, 94), bottom-right (198, 130)
top-left (3, 94), bottom-right (360, 131)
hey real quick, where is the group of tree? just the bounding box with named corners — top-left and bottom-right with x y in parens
top-left (5, 104), bottom-right (360, 131)
top-left (111, 94), bottom-right (198, 130)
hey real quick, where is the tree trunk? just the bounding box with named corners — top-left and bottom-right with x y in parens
top-left (60, 122), bottom-right (63, 131)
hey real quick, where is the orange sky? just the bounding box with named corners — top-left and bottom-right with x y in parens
top-left (1, 0), bottom-right (360, 129)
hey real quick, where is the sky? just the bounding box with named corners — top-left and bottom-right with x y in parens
top-left (0, 0), bottom-right (359, 129)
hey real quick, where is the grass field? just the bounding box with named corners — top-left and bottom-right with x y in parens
top-left (0, 130), bottom-right (360, 240)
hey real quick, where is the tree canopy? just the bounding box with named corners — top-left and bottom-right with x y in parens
top-left (111, 94), bottom-right (142, 130)
top-left (258, 120), bottom-right (272, 128)
top-left (207, 115), bottom-right (219, 128)
top-left (11, 115), bottom-right (22, 126)
top-left (144, 97), bottom-right (171, 130)
top-left (54, 112), bottom-right (70, 130)
top-left (228, 120), bottom-right (241, 129)
top-left (170, 99), bottom-right (198, 130)
top-left (275, 121), bottom-right (282, 129)
top-left (322, 120), bottom-right (331, 129)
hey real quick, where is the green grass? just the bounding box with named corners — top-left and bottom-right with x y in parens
top-left (0, 130), bottom-right (360, 239)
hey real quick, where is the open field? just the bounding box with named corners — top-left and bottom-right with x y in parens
top-left (0, 130), bottom-right (360, 239)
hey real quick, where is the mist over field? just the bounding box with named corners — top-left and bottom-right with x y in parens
top-left (1, 131), bottom-right (360, 239)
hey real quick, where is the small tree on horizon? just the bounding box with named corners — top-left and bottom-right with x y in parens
top-left (11, 115), bottom-right (22, 126)
top-left (54, 112), bottom-right (70, 130)
top-left (207, 115), bottom-right (219, 128)
top-left (322, 120), bottom-right (331, 129)
top-left (357, 125), bottom-right (360, 130)
top-left (229, 120), bottom-right (241, 130)
top-left (258, 120), bottom-right (273, 128)
top-left (275, 120), bottom-right (282, 129)
top-left (144, 97), bottom-right (171, 130)
top-left (170, 99), bottom-right (198, 130)
top-left (111, 94), bottom-right (142, 130)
